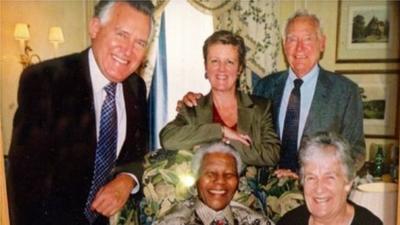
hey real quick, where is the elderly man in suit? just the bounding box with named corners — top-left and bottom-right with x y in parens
top-left (7, 1), bottom-right (153, 225)
top-left (154, 142), bottom-right (273, 225)
top-left (254, 9), bottom-right (365, 173)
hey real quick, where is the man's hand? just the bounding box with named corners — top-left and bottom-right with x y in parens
top-left (176, 92), bottom-right (202, 111)
top-left (274, 169), bottom-right (299, 179)
top-left (222, 126), bottom-right (252, 147)
top-left (91, 173), bottom-right (136, 217)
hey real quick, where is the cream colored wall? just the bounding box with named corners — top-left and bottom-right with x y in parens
top-left (0, 1), bottom-right (93, 155)
top-left (276, 0), bottom-right (400, 160)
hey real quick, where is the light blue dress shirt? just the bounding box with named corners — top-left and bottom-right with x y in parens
top-left (278, 64), bottom-right (319, 147)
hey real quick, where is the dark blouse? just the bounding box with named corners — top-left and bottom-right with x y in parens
top-left (277, 201), bottom-right (383, 225)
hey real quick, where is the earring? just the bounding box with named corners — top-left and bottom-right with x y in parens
top-left (204, 73), bottom-right (208, 79)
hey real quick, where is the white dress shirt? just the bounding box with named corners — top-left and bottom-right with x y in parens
top-left (88, 49), bottom-right (139, 193)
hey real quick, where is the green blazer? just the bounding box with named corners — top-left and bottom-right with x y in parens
top-left (254, 67), bottom-right (366, 169)
top-left (160, 91), bottom-right (280, 167)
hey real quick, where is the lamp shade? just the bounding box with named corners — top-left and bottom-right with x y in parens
top-left (14, 23), bottom-right (30, 40)
top-left (48, 26), bottom-right (64, 43)
top-left (349, 182), bottom-right (397, 225)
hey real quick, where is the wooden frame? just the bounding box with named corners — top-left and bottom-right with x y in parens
top-left (336, 70), bottom-right (399, 139)
top-left (335, 0), bottom-right (400, 63)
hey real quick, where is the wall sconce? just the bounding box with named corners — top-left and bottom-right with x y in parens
top-left (14, 23), bottom-right (41, 68)
top-left (48, 26), bottom-right (64, 56)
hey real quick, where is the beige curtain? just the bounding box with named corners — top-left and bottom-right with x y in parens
top-left (187, 0), bottom-right (281, 92)
top-left (139, 0), bottom-right (170, 97)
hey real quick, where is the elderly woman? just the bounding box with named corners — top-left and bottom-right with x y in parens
top-left (160, 30), bottom-right (280, 167)
top-left (277, 132), bottom-right (382, 225)
top-left (154, 142), bottom-right (273, 225)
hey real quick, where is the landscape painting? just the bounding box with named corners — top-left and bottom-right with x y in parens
top-left (336, 70), bottom-right (399, 138)
top-left (360, 85), bottom-right (385, 120)
top-left (336, 1), bottom-right (399, 62)
top-left (351, 7), bottom-right (389, 44)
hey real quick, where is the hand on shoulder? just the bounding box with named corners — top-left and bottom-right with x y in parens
top-left (176, 92), bottom-right (203, 111)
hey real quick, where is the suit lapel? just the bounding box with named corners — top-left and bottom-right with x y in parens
top-left (273, 72), bottom-right (289, 133)
top-left (196, 93), bottom-right (214, 123)
top-left (303, 68), bottom-right (331, 136)
top-left (237, 92), bottom-right (254, 133)
top-left (195, 92), bottom-right (254, 133)
top-left (118, 78), bottom-right (140, 160)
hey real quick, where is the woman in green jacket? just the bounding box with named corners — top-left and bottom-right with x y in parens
top-left (160, 30), bottom-right (280, 167)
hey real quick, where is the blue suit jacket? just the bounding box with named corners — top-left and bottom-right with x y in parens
top-left (254, 67), bottom-right (365, 169)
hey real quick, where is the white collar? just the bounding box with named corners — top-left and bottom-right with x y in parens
top-left (88, 48), bottom-right (112, 92)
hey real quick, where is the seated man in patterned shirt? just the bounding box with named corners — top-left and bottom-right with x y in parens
top-left (154, 142), bottom-right (273, 225)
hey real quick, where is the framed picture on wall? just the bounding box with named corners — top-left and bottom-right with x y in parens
top-left (336, 70), bottom-right (399, 138)
top-left (335, 1), bottom-right (400, 63)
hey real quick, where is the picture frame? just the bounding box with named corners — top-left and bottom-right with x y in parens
top-left (336, 70), bottom-right (399, 139)
top-left (335, 1), bottom-right (400, 63)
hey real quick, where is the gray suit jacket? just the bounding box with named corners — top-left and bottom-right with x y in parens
top-left (160, 91), bottom-right (280, 167)
top-left (254, 67), bottom-right (365, 169)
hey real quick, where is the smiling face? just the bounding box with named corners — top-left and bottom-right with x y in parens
top-left (89, 2), bottom-right (151, 82)
top-left (197, 152), bottom-right (239, 211)
top-left (205, 43), bottom-right (241, 93)
top-left (302, 146), bottom-right (352, 221)
top-left (284, 16), bottom-right (326, 77)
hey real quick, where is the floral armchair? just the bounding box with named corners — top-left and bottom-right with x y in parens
top-left (112, 149), bottom-right (304, 225)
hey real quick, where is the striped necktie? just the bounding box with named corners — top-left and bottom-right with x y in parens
top-left (84, 82), bottom-right (117, 223)
top-left (279, 78), bottom-right (303, 171)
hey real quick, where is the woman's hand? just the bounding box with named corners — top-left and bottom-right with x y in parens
top-left (222, 126), bottom-right (252, 147)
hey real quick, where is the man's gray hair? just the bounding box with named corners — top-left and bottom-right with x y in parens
top-left (283, 9), bottom-right (324, 38)
top-left (192, 142), bottom-right (243, 179)
top-left (298, 132), bottom-right (356, 184)
top-left (94, 0), bottom-right (154, 24)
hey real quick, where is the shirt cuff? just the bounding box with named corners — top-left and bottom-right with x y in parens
top-left (121, 172), bottom-right (140, 194)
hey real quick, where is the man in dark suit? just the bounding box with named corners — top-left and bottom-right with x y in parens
top-left (254, 9), bottom-right (365, 173)
top-left (7, 1), bottom-right (153, 225)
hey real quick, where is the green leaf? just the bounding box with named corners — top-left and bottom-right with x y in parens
top-left (159, 169), bottom-right (180, 184)
top-left (151, 174), bottom-right (163, 184)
